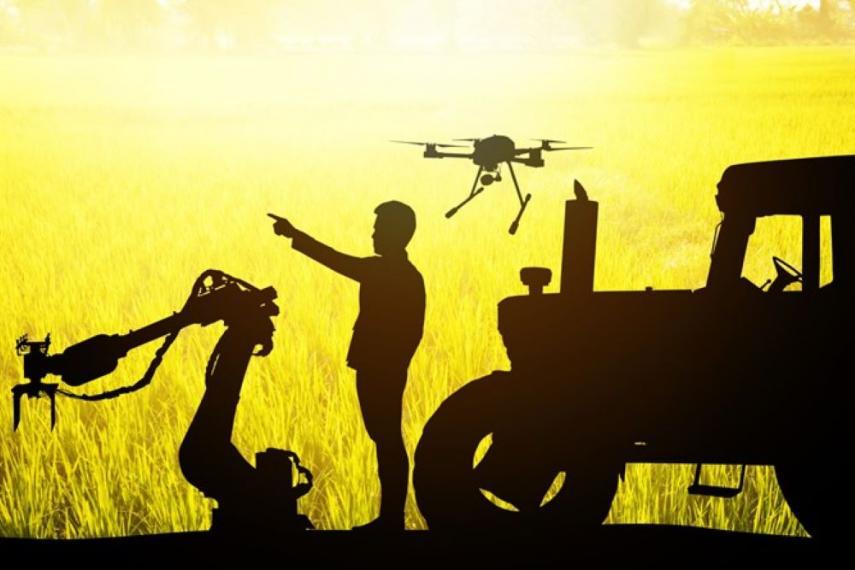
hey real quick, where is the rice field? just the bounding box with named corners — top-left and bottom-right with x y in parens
top-left (0, 46), bottom-right (852, 537)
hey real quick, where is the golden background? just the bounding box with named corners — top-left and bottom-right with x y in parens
top-left (0, 1), bottom-right (853, 537)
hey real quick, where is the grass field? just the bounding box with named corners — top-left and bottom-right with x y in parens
top-left (0, 46), bottom-right (852, 537)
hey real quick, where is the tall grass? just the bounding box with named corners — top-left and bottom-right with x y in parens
top-left (0, 47), bottom-right (852, 536)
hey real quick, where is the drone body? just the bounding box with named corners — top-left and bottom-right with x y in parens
top-left (394, 134), bottom-right (591, 234)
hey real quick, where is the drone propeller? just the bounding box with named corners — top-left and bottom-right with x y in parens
top-left (545, 146), bottom-right (593, 151)
top-left (391, 140), bottom-right (467, 148)
top-left (532, 138), bottom-right (584, 151)
top-left (453, 138), bottom-right (481, 143)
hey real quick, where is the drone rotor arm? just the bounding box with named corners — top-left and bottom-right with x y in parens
top-left (513, 147), bottom-right (540, 155)
top-left (430, 151), bottom-right (475, 159)
top-left (391, 140), bottom-right (467, 148)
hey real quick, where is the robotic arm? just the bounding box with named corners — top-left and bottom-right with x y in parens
top-left (13, 268), bottom-right (313, 532)
top-left (12, 269), bottom-right (277, 430)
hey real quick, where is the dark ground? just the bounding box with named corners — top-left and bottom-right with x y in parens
top-left (0, 525), bottom-right (833, 567)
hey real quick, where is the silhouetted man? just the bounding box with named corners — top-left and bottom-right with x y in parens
top-left (271, 201), bottom-right (425, 530)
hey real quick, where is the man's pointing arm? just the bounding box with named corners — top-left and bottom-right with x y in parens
top-left (270, 213), bottom-right (365, 281)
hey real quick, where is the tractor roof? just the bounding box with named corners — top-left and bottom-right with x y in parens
top-left (716, 155), bottom-right (855, 217)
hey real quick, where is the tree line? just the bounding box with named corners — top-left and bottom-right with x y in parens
top-left (0, 0), bottom-right (852, 52)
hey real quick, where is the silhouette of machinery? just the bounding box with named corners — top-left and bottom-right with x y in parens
top-left (413, 156), bottom-right (854, 542)
top-left (14, 270), bottom-right (313, 535)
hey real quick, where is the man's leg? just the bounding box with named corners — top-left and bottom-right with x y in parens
top-left (356, 367), bottom-right (409, 527)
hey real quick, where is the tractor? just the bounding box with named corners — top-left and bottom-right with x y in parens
top-left (413, 155), bottom-right (854, 541)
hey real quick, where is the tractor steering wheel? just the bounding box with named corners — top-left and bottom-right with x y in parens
top-left (769, 256), bottom-right (803, 293)
top-left (773, 256), bottom-right (803, 281)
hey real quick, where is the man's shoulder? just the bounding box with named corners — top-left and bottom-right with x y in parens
top-left (410, 262), bottom-right (425, 286)
top-left (370, 254), bottom-right (418, 271)
top-left (369, 256), bottom-right (423, 285)
top-left (403, 260), bottom-right (425, 297)
top-left (401, 258), bottom-right (424, 283)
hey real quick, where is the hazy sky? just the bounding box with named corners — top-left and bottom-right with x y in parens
top-left (668, 0), bottom-right (820, 8)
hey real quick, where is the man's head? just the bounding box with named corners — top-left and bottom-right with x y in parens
top-left (372, 201), bottom-right (416, 255)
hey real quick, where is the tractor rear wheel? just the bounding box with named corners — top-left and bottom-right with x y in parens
top-left (414, 372), bottom-right (620, 531)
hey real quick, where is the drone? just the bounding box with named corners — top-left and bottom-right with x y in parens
top-left (393, 134), bottom-right (591, 234)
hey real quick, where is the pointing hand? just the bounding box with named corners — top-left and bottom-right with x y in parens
top-left (268, 213), bottom-right (296, 238)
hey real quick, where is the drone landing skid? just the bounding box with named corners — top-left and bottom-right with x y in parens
top-left (509, 192), bottom-right (532, 235)
top-left (505, 162), bottom-right (531, 235)
top-left (445, 162), bottom-right (533, 235)
top-left (445, 188), bottom-right (485, 219)
top-left (445, 166), bottom-right (486, 219)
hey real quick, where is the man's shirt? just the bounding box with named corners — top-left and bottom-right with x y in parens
top-left (292, 230), bottom-right (425, 371)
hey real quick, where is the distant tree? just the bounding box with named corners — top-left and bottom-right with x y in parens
top-left (181, 0), bottom-right (280, 51)
top-left (613, 0), bottom-right (658, 48)
top-left (0, 1), bottom-right (20, 44)
top-left (228, 0), bottom-right (280, 50)
top-left (11, 0), bottom-right (88, 48)
top-left (816, 0), bottom-right (855, 40)
top-left (93, 0), bottom-right (164, 50)
top-left (819, 0), bottom-right (836, 28)
top-left (842, 0), bottom-right (855, 40)
top-left (684, 0), bottom-right (854, 45)
top-left (9, 0), bottom-right (164, 50)
top-left (571, 0), bottom-right (662, 47)
top-left (683, 0), bottom-right (743, 45)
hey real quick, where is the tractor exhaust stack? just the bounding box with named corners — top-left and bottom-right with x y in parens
top-left (561, 180), bottom-right (598, 295)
